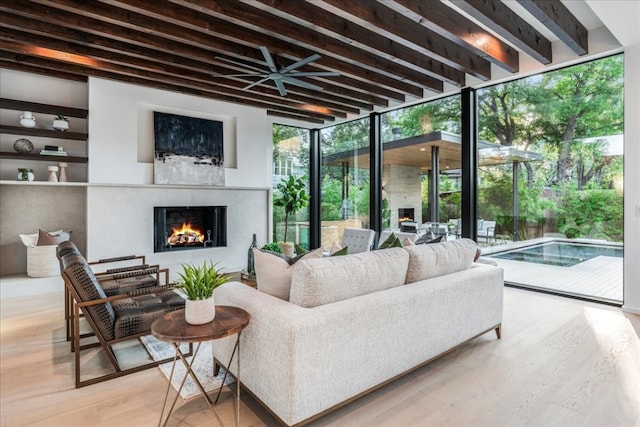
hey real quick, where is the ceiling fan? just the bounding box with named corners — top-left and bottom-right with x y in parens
top-left (215, 46), bottom-right (340, 96)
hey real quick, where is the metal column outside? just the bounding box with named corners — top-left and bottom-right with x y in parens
top-left (369, 112), bottom-right (383, 245)
top-left (461, 87), bottom-right (478, 240)
top-left (309, 128), bottom-right (321, 250)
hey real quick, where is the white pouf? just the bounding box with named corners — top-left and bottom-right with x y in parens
top-left (27, 245), bottom-right (60, 278)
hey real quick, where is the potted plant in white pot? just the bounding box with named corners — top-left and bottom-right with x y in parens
top-left (176, 260), bottom-right (231, 325)
top-left (273, 175), bottom-right (310, 256)
top-left (52, 115), bottom-right (69, 131)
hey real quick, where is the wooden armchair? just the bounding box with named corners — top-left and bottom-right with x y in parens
top-left (60, 252), bottom-right (188, 388)
top-left (57, 242), bottom-right (174, 344)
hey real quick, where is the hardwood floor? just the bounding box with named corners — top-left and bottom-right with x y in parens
top-left (1, 285), bottom-right (639, 426)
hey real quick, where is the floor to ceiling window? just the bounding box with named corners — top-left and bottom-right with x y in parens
top-left (477, 54), bottom-right (624, 304)
top-left (272, 124), bottom-right (310, 249)
top-left (380, 96), bottom-right (461, 238)
top-left (320, 118), bottom-right (370, 251)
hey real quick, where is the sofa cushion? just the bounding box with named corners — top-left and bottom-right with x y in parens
top-left (404, 238), bottom-right (477, 284)
top-left (254, 247), bottom-right (323, 300)
top-left (289, 247), bottom-right (409, 308)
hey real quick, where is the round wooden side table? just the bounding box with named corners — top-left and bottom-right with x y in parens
top-left (151, 305), bottom-right (250, 427)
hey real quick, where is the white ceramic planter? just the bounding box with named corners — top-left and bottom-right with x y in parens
top-left (52, 119), bottom-right (69, 131)
top-left (184, 297), bottom-right (216, 325)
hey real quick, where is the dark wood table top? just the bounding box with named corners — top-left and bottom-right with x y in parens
top-left (151, 305), bottom-right (250, 343)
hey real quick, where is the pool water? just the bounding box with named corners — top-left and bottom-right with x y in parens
top-left (489, 242), bottom-right (623, 267)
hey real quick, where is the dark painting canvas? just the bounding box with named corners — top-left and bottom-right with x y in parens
top-left (153, 112), bottom-right (224, 185)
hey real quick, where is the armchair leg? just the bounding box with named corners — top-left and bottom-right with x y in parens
top-left (495, 325), bottom-right (502, 339)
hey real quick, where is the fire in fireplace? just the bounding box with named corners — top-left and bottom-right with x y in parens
top-left (154, 206), bottom-right (226, 252)
top-left (398, 208), bottom-right (415, 227)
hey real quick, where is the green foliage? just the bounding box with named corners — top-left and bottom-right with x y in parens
top-left (176, 261), bottom-right (231, 300)
top-left (274, 175), bottom-right (310, 242)
top-left (381, 198), bottom-right (391, 229)
top-left (261, 242), bottom-right (282, 253)
top-left (556, 185), bottom-right (623, 241)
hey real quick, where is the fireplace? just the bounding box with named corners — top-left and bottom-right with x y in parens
top-left (398, 208), bottom-right (415, 227)
top-left (154, 206), bottom-right (226, 252)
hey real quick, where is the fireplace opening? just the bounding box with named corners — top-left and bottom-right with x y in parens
top-left (154, 206), bottom-right (226, 252)
top-left (398, 208), bottom-right (415, 228)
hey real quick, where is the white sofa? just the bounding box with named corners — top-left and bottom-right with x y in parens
top-left (212, 239), bottom-right (504, 426)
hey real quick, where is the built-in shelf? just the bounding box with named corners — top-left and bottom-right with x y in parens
top-left (0, 98), bottom-right (88, 118)
top-left (0, 180), bottom-right (88, 187)
top-left (0, 152), bottom-right (87, 163)
top-left (0, 125), bottom-right (87, 140)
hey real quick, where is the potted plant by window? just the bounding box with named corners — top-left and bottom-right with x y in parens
top-left (273, 175), bottom-right (310, 256)
top-left (175, 260), bottom-right (231, 325)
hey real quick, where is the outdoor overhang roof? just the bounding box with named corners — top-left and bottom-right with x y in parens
top-left (322, 130), bottom-right (542, 172)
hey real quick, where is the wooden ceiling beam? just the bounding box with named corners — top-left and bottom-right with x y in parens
top-left (450, 0), bottom-right (552, 65)
top-left (267, 110), bottom-right (325, 125)
top-left (46, 0), bottom-right (417, 99)
top-left (388, 0), bottom-right (519, 73)
top-left (0, 59), bottom-right (87, 82)
top-left (0, 44), bottom-right (339, 122)
top-left (1, 3), bottom-right (387, 110)
top-left (246, 0), bottom-right (464, 87)
top-left (168, 0), bottom-right (439, 94)
top-left (315, 0), bottom-right (492, 81)
top-left (0, 21), bottom-right (367, 115)
top-left (26, 0), bottom-right (406, 103)
top-left (516, 0), bottom-right (588, 56)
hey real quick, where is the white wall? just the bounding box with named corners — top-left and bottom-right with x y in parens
top-left (88, 77), bottom-right (271, 187)
top-left (85, 77), bottom-right (272, 274)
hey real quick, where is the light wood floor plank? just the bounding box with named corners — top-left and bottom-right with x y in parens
top-left (1, 285), bottom-right (639, 427)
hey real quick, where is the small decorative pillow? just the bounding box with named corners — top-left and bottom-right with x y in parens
top-left (330, 245), bottom-right (349, 256)
top-left (378, 232), bottom-right (403, 249)
top-left (37, 229), bottom-right (60, 246)
top-left (253, 247), bottom-right (323, 300)
top-left (36, 229), bottom-right (72, 246)
top-left (414, 234), bottom-right (444, 245)
top-left (403, 237), bottom-right (415, 246)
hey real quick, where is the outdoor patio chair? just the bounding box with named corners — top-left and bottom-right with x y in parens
top-left (341, 228), bottom-right (376, 254)
top-left (478, 220), bottom-right (496, 243)
top-left (60, 252), bottom-right (188, 388)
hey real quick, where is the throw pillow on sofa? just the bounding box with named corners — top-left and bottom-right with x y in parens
top-left (404, 238), bottom-right (477, 283)
top-left (414, 234), bottom-right (444, 245)
top-left (253, 247), bottom-right (323, 300)
top-left (329, 242), bottom-right (349, 256)
top-left (377, 232), bottom-right (403, 249)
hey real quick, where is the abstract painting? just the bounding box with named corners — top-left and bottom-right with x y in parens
top-left (153, 111), bottom-right (224, 185)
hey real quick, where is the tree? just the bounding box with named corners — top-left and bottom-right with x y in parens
top-left (273, 175), bottom-right (310, 243)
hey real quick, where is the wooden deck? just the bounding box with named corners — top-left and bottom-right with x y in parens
top-left (481, 238), bottom-right (623, 304)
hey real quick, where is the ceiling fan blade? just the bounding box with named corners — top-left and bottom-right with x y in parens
top-left (242, 76), bottom-right (271, 91)
top-left (286, 71), bottom-right (341, 77)
top-left (280, 53), bottom-right (321, 74)
top-left (274, 79), bottom-right (287, 96)
top-left (214, 73), bottom-right (265, 78)
top-left (260, 46), bottom-right (278, 73)
top-left (215, 56), bottom-right (266, 73)
top-left (282, 76), bottom-right (323, 91)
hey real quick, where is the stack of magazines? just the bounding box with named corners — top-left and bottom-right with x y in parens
top-left (40, 145), bottom-right (68, 156)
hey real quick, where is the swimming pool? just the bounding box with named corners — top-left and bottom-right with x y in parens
top-left (489, 241), bottom-right (623, 267)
